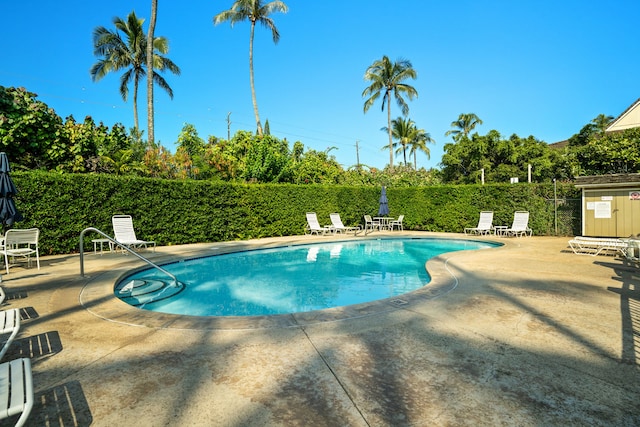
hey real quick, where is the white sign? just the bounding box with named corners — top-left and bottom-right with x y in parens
top-left (630, 191), bottom-right (640, 200)
top-left (594, 201), bottom-right (611, 219)
top-left (586, 202), bottom-right (595, 210)
top-left (601, 196), bottom-right (613, 201)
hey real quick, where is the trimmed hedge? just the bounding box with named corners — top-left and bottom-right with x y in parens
top-left (10, 171), bottom-right (580, 255)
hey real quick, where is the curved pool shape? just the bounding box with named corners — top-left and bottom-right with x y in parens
top-left (116, 238), bottom-right (499, 316)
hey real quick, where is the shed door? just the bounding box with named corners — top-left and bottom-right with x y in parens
top-left (583, 189), bottom-right (640, 237)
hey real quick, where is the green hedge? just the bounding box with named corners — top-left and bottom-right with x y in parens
top-left (10, 171), bottom-right (580, 255)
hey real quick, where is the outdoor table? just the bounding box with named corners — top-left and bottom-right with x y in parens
top-left (374, 217), bottom-right (394, 231)
top-left (92, 238), bottom-right (113, 255)
top-left (492, 226), bottom-right (508, 237)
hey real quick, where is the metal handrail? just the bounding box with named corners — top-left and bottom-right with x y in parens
top-left (79, 227), bottom-right (179, 286)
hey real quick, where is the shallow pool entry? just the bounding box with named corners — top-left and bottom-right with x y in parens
top-left (116, 238), bottom-right (499, 316)
top-left (115, 278), bottom-right (185, 306)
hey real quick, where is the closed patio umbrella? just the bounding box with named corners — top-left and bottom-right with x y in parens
top-left (378, 186), bottom-right (389, 216)
top-left (0, 152), bottom-right (23, 228)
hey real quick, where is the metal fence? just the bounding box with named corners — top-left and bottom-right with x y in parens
top-left (544, 198), bottom-right (581, 236)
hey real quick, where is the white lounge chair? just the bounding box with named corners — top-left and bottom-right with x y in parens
top-left (0, 229), bottom-right (40, 275)
top-left (0, 357), bottom-right (33, 427)
top-left (329, 213), bottom-right (360, 235)
top-left (363, 215), bottom-right (380, 234)
top-left (0, 308), bottom-right (20, 361)
top-left (503, 211), bottom-right (532, 237)
top-left (568, 236), bottom-right (628, 256)
top-left (112, 215), bottom-right (156, 252)
top-left (464, 211), bottom-right (493, 235)
top-left (389, 215), bottom-right (404, 231)
top-left (305, 213), bottom-right (332, 235)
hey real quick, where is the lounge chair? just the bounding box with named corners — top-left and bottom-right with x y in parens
top-left (305, 212), bottom-right (333, 235)
top-left (363, 215), bottom-right (381, 234)
top-left (464, 211), bottom-right (493, 235)
top-left (329, 213), bottom-right (360, 235)
top-left (568, 236), bottom-right (628, 256)
top-left (0, 229), bottom-right (40, 275)
top-left (112, 215), bottom-right (156, 252)
top-left (0, 308), bottom-right (20, 361)
top-left (503, 211), bottom-right (532, 237)
top-left (0, 357), bottom-right (33, 427)
top-left (389, 215), bottom-right (404, 231)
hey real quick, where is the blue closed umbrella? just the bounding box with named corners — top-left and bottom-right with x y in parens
top-left (378, 186), bottom-right (389, 216)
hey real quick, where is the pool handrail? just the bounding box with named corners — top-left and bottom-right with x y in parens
top-left (79, 227), bottom-right (179, 287)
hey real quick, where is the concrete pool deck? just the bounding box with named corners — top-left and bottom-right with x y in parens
top-left (1, 232), bottom-right (639, 426)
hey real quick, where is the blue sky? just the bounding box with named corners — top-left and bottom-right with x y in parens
top-left (2, 1), bottom-right (638, 170)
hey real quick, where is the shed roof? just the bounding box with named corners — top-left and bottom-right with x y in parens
top-left (574, 173), bottom-right (640, 188)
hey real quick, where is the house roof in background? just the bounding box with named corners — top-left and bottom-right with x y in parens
top-left (574, 173), bottom-right (640, 188)
top-left (606, 97), bottom-right (640, 132)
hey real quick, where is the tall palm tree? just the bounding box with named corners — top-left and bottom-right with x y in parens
top-left (445, 113), bottom-right (483, 142)
top-left (91, 11), bottom-right (180, 134)
top-left (147, 0), bottom-right (158, 145)
top-left (362, 56), bottom-right (418, 169)
top-left (214, 0), bottom-right (288, 136)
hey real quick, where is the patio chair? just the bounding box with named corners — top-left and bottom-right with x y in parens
top-left (329, 213), bottom-right (360, 235)
top-left (305, 212), bottom-right (332, 235)
top-left (503, 211), bottom-right (532, 237)
top-left (464, 211), bottom-right (493, 235)
top-left (363, 215), bottom-right (381, 234)
top-left (0, 308), bottom-right (20, 361)
top-left (389, 215), bottom-right (404, 231)
top-left (0, 357), bottom-right (33, 427)
top-left (112, 215), bottom-right (156, 252)
top-left (0, 228), bottom-right (40, 275)
top-left (568, 236), bottom-right (628, 256)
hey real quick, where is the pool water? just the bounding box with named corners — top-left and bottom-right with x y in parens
top-left (116, 238), bottom-right (498, 316)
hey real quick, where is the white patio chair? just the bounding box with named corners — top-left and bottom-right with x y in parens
top-left (464, 211), bottom-right (493, 235)
top-left (503, 211), bottom-right (532, 237)
top-left (305, 213), bottom-right (332, 235)
top-left (0, 357), bottom-right (33, 427)
top-left (568, 236), bottom-right (628, 256)
top-left (0, 228), bottom-right (40, 274)
top-left (112, 215), bottom-right (156, 252)
top-left (363, 215), bottom-right (380, 234)
top-left (0, 308), bottom-right (20, 361)
top-left (329, 213), bottom-right (360, 235)
top-left (390, 215), bottom-right (404, 231)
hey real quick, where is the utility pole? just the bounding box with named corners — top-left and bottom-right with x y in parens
top-left (226, 112), bottom-right (232, 141)
top-left (355, 140), bottom-right (360, 169)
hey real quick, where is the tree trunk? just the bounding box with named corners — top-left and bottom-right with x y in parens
top-left (133, 78), bottom-right (139, 132)
top-left (249, 21), bottom-right (263, 136)
top-left (387, 94), bottom-right (393, 169)
top-left (146, 0), bottom-right (158, 146)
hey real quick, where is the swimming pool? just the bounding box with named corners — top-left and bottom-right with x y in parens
top-left (115, 238), bottom-right (499, 316)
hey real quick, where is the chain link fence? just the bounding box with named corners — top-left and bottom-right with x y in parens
top-left (544, 198), bottom-right (581, 236)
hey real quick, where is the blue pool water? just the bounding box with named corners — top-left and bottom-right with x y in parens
top-left (116, 238), bottom-right (499, 316)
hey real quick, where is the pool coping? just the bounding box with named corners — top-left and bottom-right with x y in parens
top-left (79, 232), bottom-right (508, 330)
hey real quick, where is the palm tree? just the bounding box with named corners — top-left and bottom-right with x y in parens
top-left (91, 11), bottom-right (180, 134)
top-left (147, 0), bottom-right (158, 144)
top-left (591, 113), bottom-right (614, 134)
top-left (408, 128), bottom-right (435, 170)
top-left (381, 117), bottom-right (416, 166)
top-left (362, 56), bottom-right (418, 169)
top-left (214, 0), bottom-right (288, 136)
top-left (445, 113), bottom-right (483, 142)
